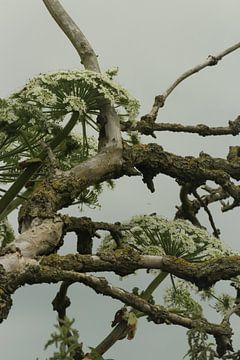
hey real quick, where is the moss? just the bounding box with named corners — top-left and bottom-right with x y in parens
top-left (172, 257), bottom-right (195, 267)
top-left (19, 172), bottom-right (89, 221)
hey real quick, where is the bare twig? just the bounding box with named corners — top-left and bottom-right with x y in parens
top-left (123, 115), bottom-right (240, 138)
top-left (221, 199), bottom-right (240, 212)
top-left (162, 42), bottom-right (240, 101)
top-left (175, 184), bottom-right (233, 225)
top-left (192, 188), bottom-right (220, 238)
top-left (142, 42), bottom-right (240, 122)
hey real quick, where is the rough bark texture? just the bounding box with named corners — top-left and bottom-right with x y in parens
top-left (1, 2), bottom-right (240, 358)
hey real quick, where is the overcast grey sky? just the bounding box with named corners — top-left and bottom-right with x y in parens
top-left (0, 1), bottom-right (240, 359)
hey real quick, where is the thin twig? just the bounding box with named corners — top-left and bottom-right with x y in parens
top-left (192, 189), bottom-right (220, 238)
top-left (123, 115), bottom-right (240, 138)
top-left (52, 281), bottom-right (72, 319)
top-left (142, 41), bottom-right (240, 122)
top-left (163, 42), bottom-right (240, 101)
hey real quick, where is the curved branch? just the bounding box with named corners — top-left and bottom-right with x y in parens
top-left (192, 188), bottom-right (220, 238)
top-left (11, 267), bottom-right (233, 352)
top-left (0, 263), bottom-right (233, 356)
top-left (14, 142), bottom-right (240, 234)
top-left (125, 143), bottom-right (240, 198)
top-left (142, 42), bottom-right (240, 122)
top-left (162, 42), bottom-right (240, 101)
top-left (42, 0), bottom-right (100, 72)
top-left (3, 241), bottom-right (240, 289)
top-left (42, 1), bottom-right (122, 152)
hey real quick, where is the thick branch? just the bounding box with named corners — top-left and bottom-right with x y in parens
top-left (19, 148), bottom-right (123, 222)
top-left (3, 245), bottom-right (240, 290)
top-left (37, 253), bottom-right (240, 289)
top-left (0, 264), bottom-right (233, 355)
top-left (42, 0), bottom-right (100, 72)
top-left (16, 143), bottom-right (240, 233)
top-left (42, 1), bottom-right (122, 151)
top-left (175, 183), bottom-right (203, 227)
top-left (124, 143), bottom-right (240, 197)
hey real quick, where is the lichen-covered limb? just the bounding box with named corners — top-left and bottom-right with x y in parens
top-left (65, 216), bottom-right (128, 244)
top-left (19, 141), bottom-right (240, 224)
top-left (141, 42), bottom-right (240, 121)
top-left (125, 143), bottom-right (240, 197)
top-left (19, 148), bottom-right (123, 221)
top-left (38, 253), bottom-right (240, 288)
top-left (2, 246), bottom-right (240, 292)
top-left (65, 216), bottom-right (129, 232)
top-left (0, 261), bottom-right (233, 356)
top-left (123, 115), bottom-right (240, 138)
top-left (9, 265), bottom-right (232, 356)
top-left (42, 0), bottom-right (100, 72)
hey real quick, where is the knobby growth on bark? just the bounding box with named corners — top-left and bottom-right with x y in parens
top-left (1, 1), bottom-right (240, 359)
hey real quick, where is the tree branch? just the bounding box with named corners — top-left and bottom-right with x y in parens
top-left (10, 266), bottom-right (233, 357)
top-left (141, 42), bottom-right (240, 122)
top-left (175, 185), bottom-right (231, 223)
top-left (42, 0), bottom-right (100, 72)
top-left (36, 253), bottom-right (240, 289)
top-left (122, 115), bottom-right (240, 138)
top-left (125, 143), bottom-right (240, 199)
top-left (192, 188), bottom-right (220, 238)
top-left (175, 183), bottom-right (203, 227)
top-left (3, 242), bottom-right (240, 291)
top-left (42, 1), bottom-right (122, 152)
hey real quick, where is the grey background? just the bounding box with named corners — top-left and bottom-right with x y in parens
top-left (0, 1), bottom-right (240, 359)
